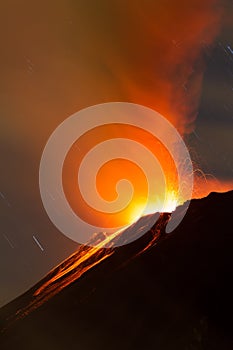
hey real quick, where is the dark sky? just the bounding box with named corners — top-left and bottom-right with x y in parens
top-left (0, 1), bottom-right (232, 306)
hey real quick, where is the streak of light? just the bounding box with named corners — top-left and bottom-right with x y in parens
top-left (32, 235), bottom-right (44, 251)
top-left (227, 45), bottom-right (233, 55)
top-left (3, 234), bottom-right (14, 249)
top-left (193, 130), bottom-right (202, 141)
top-left (25, 56), bottom-right (35, 73)
top-left (0, 191), bottom-right (11, 207)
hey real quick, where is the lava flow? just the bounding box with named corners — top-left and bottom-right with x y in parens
top-left (14, 211), bottom-right (171, 320)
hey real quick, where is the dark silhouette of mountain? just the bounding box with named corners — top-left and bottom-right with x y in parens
top-left (0, 191), bottom-right (233, 350)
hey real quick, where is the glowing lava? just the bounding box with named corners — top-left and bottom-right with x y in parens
top-left (14, 211), bottom-right (172, 321)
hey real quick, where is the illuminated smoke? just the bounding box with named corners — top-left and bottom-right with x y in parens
top-left (74, 0), bottom-right (223, 134)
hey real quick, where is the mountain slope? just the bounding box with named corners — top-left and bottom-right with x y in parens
top-left (0, 191), bottom-right (233, 350)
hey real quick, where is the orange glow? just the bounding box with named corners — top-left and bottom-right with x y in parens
top-left (62, 123), bottom-right (180, 229)
top-left (162, 190), bottom-right (179, 213)
top-left (192, 177), bottom-right (233, 199)
top-left (128, 200), bottom-right (147, 223)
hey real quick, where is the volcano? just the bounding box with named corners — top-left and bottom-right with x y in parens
top-left (0, 191), bottom-right (233, 350)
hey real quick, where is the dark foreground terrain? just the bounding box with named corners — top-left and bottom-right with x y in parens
top-left (0, 191), bottom-right (233, 350)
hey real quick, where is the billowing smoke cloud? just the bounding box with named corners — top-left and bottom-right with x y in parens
top-left (76, 0), bottom-right (223, 134)
top-left (0, 0), bottom-right (223, 141)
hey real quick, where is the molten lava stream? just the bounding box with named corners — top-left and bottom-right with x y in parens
top-left (15, 212), bottom-right (171, 319)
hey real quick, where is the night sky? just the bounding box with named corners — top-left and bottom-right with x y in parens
top-left (0, 1), bottom-right (232, 307)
